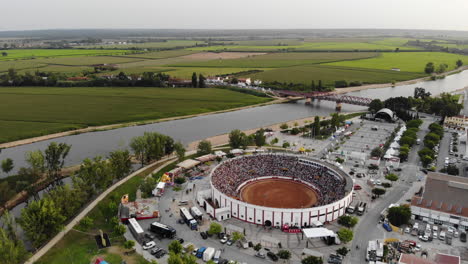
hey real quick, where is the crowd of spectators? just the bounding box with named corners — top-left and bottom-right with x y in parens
top-left (211, 154), bottom-right (348, 207)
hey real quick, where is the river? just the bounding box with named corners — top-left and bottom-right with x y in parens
top-left (1, 70), bottom-right (468, 177)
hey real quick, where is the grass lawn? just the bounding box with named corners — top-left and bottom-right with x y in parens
top-left (326, 52), bottom-right (468, 73)
top-left (244, 64), bottom-right (425, 86)
top-left (0, 87), bottom-right (270, 143)
top-left (0, 49), bottom-right (131, 61)
top-left (167, 52), bottom-right (378, 68)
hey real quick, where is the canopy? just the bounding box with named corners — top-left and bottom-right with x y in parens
top-left (302, 228), bottom-right (335, 238)
top-left (230, 149), bottom-right (244, 154)
top-left (196, 154), bottom-right (217, 163)
top-left (156, 182), bottom-right (165, 189)
top-left (177, 159), bottom-right (200, 169)
top-left (302, 248), bottom-right (324, 258)
top-left (214, 150), bottom-right (226, 157)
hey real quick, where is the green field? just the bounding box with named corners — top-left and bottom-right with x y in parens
top-left (0, 87), bottom-right (270, 143)
top-left (326, 52), bottom-right (468, 73)
top-left (244, 64), bottom-right (425, 86)
top-left (0, 49), bottom-right (131, 61)
top-left (33, 56), bottom-right (143, 66)
top-left (118, 49), bottom-right (197, 59)
top-left (188, 38), bottom-right (419, 52)
top-left (80, 40), bottom-right (204, 49)
top-left (167, 52), bottom-right (378, 68)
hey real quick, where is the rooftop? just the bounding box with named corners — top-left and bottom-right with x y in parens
top-left (411, 172), bottom-right (468, 217)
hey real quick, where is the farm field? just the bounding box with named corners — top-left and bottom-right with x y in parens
top-left (244, 64), bottom-right (425, 86)
top-left (188, 37), bottom-right (419, 52)
top-left (0, 49), bottom-right (131, 61)
top-left (168, 52), bottom-right (378, 68)
top-left (118, 49), bottom-right (197, 59)
top-left (33, 56), bottom-right (143, 66)
top-left (0, 120), bottom-right (84, 143)
top-left (0, 60), bottom-right (47, 72)
top-left (0, 87), bottom-right (271, 143)
top-left (80, 40), bottom-right (204, 49)
top-left (326, 52), bottom-right (468, 72)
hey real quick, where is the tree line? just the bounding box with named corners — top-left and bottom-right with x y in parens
top-left (368, 87), bottom-right (462, 119)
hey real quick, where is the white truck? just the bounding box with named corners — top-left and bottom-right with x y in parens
top-left (346, 201), bottom-right (359, 214)
top-left (203, 247), bottom-right (215, 262)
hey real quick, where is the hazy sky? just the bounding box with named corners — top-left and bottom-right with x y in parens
top-left (2, 0), bottom-right (468, 31)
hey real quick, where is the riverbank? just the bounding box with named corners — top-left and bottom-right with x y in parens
top-left (0, 97), bottom-right (283, 150)
top-left (335, 66), bottom-right (468, 94)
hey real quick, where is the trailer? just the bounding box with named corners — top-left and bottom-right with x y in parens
top-left (190, 206), bottom-right (203, 221)
top-left (203, 247), bottom-right (215, 261)
top-left (128, 218), bottom-right (144, 242)
top-left (149, 221), bottom-right (176, 239)
top-left (180, 207), bottom-right (198, 230)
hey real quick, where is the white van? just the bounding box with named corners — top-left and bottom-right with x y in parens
top-left (213, 250), bottom-right (222, 264)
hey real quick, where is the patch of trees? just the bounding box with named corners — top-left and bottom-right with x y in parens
top-left (228, 128), bottom-right (266, 149)
top-left (263, 79), bottom-right (334, 92)
top-left (387, 205), bottom-right (411, 227)
top-left (398, 119), bottom-right (422, 161)
top-left (337, 215), bottom-right (359, 228)
top-left (418, 122), bottom-right (443, 167)
top-left (130, 132), bottom-right (175, 166)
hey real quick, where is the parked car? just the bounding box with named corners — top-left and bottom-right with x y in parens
top-left (145, 233), bottom-right (156, 240)
top-left (143, 241), bottom-right (156, 250)
top-left (200, 231), bottom-right (208, 239)
top-left (255, 252), bottom-right (266, 259)
top-left (151, 247), bottom-right (162, 255)
top-left (155, 249), bottom-right (166, 258)
top-left (356, 173), bottom-right (365, 178)
top-left (353, 184), bottom-right (362, 190)
top-left (226, 239), bottom-right (234, 246)
top-left (404, 227), bottom-right (411, 234)
top-left (267, 252), bottom-right (279, 262)
top-left (220, 236), bottom-right (228, 244)
top-left (460, 232), bottom-right (467, 242)
top-left (375, 180), bottom-right (382, 185)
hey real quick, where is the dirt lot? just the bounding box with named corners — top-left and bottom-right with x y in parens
top-left (240, 178), bottom-right (318, 208)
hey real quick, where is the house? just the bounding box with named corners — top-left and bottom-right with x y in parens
top-left (444, 115), bottom-right (468, 130)
top-left (410, 172), bottom-right (468, 230)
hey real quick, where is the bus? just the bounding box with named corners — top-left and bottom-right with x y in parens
top-left (149, 221), bottom-right (176, 239)
top-left (190, 206), bottom-right (203, 221)
top-left (180, 207), bottom-right (198, 230)
top-left (128, 218), bottom-right (144, 242)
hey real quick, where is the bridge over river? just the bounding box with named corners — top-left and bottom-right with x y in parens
top-left (276, 90), bottom-right (373, 111)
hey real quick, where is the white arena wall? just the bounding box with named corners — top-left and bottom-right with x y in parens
top-left (207, 154), bottom-right (354, 227)
top-left (211, 185), bottom-right (353, 227)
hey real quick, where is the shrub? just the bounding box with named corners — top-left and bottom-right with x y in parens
top-left (124, 240), bottom-right (135, 249)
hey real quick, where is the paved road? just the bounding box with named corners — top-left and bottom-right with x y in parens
top-left (24, 157), bottom-right (176, 264)
top-left (347, 117), bottom-right (433, 264)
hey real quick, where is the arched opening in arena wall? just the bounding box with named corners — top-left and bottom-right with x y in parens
top-left (264, 220), bottom-right (272, 227)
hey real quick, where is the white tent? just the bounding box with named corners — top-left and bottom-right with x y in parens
top-left (176, 159), bottom-right (200, 169)
top-left (214, 150), bottom-right (226, 157)
top-left (230, 149), bottom-right (244, 154)
top-left (302, 228), bottom-right (335, 238)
